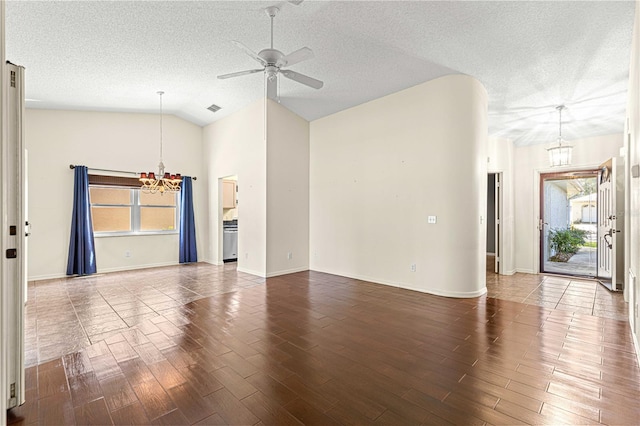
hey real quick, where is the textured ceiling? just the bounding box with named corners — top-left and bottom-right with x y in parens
top-left (5, 1), bottom-right (636, 146)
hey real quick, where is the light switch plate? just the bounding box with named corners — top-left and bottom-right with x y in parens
top-left (427, 216), bottom-right (437, 224)
top-left (632, 164), bottom-right (640, 178)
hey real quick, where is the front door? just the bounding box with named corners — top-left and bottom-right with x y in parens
top-left (540, 171), bottom-right (598, 277)
top-left (597, 158), bottom-right (623, 290)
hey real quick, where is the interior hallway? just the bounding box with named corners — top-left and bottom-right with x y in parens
top-left (8, 262), bottom-right (638, 425)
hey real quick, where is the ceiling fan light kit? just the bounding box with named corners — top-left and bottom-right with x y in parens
top-left (547, 105), bottom-right (573, 167)
top-left (217, 5), bottom-right (323, 99)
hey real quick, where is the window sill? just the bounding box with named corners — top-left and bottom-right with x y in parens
top-left (94, 231), bottom-right (179, 238)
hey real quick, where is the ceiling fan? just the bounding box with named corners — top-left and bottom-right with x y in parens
top-left (217, 5), bottom-right (323, 99)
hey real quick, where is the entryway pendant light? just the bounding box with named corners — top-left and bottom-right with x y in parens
top-left (139, 91), bottom-right (182, 193)
top-left (547, 105), bottom-right (573, 167)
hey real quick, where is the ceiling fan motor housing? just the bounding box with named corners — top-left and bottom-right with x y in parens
top-left (259, 49), bottom-right (285, 66)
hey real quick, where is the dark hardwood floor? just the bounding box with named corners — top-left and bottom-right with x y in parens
top-left (8, 263), bottom-right (640, 425)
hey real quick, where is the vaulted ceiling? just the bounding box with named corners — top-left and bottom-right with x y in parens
top-left (6, 1), bottom-right (635, 146)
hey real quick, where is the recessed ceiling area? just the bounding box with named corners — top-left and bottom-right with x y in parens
top-left (5, 1), bottom-right (635, 146)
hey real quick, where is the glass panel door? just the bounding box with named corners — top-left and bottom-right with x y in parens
top-left (540, 171), bottom-right (598, 277)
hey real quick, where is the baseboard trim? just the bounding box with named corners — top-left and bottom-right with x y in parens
top-left (504, 269), bottom-right (517, 275)
top-left (28, 272), bottom-right (68, 281)
top-left (29, 261), bottom-right (183, 281)
top-left (515, 268), bottom-right (537, 274)
top-left (401, 282), bottom-right (488, 298)
top-left (236, 267), bottom-right (266, 278)
top-left (310, 267), bottom-right (401, 288)
top-left (266, 267), bottom-right (309, 278)
top-left (310, 267), bottom-right (486, 298)
top-left (97, 261), bottom-right (179, 275)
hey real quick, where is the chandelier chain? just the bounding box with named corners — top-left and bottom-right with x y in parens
top-left (158, 90), bottom-right (164, 162)
top-left (558, 105), bottom-right (563, 141)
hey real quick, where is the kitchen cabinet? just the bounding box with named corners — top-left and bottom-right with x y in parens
top-left (223, 180), bottom-right (236, 209)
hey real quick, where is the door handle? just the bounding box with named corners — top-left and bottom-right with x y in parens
top-left (604, 233), bottom-right (612, 249)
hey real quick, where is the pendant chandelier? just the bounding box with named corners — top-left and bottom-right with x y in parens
top-left (139, 91), bottom-right (182, 193)
top-left (547, 105), bottom-right (573, 167)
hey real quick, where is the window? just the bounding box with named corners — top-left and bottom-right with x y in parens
top-left (139, 190), bottom-right (178, 231)
top-left (90, 187), bottom-right (132, 232)
top-left (89, 183), bottom-right (179, 235)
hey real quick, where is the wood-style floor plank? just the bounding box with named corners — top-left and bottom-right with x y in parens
top-left (7, 263), bottom-right (640, 425)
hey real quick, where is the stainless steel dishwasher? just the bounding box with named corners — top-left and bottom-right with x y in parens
top-left (223, 220), bottom-right (238, 262)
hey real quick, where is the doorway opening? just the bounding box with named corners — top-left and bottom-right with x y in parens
top-left (220, 175), bottom-right (238, 263)
top-left (487, 173), bottom-right (501, 274)
top-left (539, 170), bottom-right (598, 278)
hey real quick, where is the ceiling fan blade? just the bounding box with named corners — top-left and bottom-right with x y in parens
top-left (217, 68), bottom-right (264, 80)
top-left (231, 40), bottom-right (267, 66)
top-left (280, 70), bottom-right (323, 89)
top-left (278, 47), bottom-right (314, 68)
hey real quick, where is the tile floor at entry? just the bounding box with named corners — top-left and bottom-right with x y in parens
top-left (8, 263), bottom-right (639, 425)
top-left (486, 255), bottom-right (627, 321)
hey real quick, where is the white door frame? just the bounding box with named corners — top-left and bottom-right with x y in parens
top-left (217, 175), bottom-right (238, 265)
top-left (217, 177), bottom-right (225, 265)
top-left (487, 172), bottom-right (503, 274)
top-left (495, 173), bottom-right (502, 274)
top-left (3, 62), bottom-right (26, 410)
top-left (0, 2), bottom-right (6, 415)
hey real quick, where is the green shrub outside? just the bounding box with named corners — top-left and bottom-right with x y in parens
top-left (548, 227), bottom-right (588, 257)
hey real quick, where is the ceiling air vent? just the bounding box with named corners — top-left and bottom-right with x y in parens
top-left (207, 104), bottom-right (222, 113)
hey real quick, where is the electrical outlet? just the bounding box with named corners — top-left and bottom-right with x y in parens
top-left (427, 216), bottom-right (437, 224)
top-left (287, 252), bottom-right (292, 260)
top-left (125, 250), bottom-right (131, 258)
top-left (245, 252), bottom-right (249, 259)
top-left (410, 263), bottom-right (416, 272)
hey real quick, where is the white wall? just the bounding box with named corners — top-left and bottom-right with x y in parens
top-left (513, 133), bottom-right (623, 274)
top-left (624, 0), bottom-right (640, 356)
top-left (488, 136), bottom-right (516, 274)
top-left (310, 75), bottom-right (488, 298)
top-left (203, 99), bottom-right (267, 276)
top-left (25, 109), bottom-right (206, 279)
top-left (266, 100), bottom-right (310, 277)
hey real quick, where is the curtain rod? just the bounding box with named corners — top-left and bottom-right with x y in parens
top-left (69, 164), bottom-right (197, 180)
